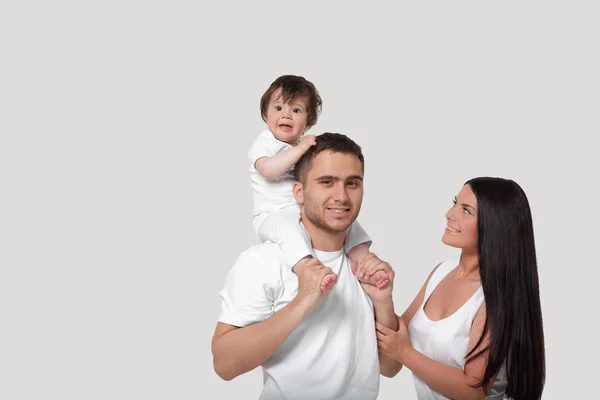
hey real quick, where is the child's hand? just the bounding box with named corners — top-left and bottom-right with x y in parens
top-left (298, 135), bottom-right (317, 152)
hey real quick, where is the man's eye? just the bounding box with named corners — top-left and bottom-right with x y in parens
top-left (321, 180), bottom-right (331, 185)
top-left (348, 181), bottom-right (359, 187)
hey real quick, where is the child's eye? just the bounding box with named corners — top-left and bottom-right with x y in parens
top-left (275, 105), bottom-right (282, 111)
top-left (293, 108), bottom-right (302, 113)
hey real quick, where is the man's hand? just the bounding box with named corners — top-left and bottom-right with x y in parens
top-left (353, 253), bottom-right (395, 305)
top-left (294, 257), bottom-right (337, 315)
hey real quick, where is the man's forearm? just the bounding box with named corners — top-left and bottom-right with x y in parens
top-left (212, 298), bottom-right (310, 380)
top-left (373, 299), bottom-right (403, 377)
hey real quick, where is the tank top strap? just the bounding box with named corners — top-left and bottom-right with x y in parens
top-left (462, 286), bottom-right (485, 322)
top-left (424, 260), bottom-right (458, 301)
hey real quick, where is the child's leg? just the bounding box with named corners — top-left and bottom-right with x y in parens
top-left (256, 207), bottom-right (336, 292)
top-left (256, 206), bottom-right (312, 269)
top-left (345, 221), bottom-right (389, 289)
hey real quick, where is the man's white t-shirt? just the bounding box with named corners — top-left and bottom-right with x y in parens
top-left (218, 243), bottom-right (380, 400)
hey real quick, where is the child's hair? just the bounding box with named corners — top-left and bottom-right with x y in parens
top-left (260, 75), bottom-right (323, 128)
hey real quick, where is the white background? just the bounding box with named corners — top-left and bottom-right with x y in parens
top-left (1, 1), bottom-right (598, 399)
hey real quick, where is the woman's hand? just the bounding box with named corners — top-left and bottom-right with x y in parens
top-left (376, 316), bottom-right (411, 363)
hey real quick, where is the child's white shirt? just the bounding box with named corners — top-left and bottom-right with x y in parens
top-left (248, 130), bottom-right (297, 218)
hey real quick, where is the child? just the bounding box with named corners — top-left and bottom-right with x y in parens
top-left (249, 75), bottom-right (388, 291)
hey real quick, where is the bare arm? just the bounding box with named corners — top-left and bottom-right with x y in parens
top-left (212, 297), bottom-right (311, 381)
top-left (355, 253), bottom-right (402, 377)
top-left (373, 263), bottom-right (443, 377)
top-left (255, 135), bottom-right (315, 179)
top-left (212, 257), bottom-right (335, 381)
top-left (372, 299), bottom-right (402, 377)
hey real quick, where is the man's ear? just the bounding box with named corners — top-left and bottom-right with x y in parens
top-left (293, 181), bottom-right (304, 205)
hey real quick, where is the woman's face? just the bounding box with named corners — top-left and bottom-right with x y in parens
top-left (442, 184), bottom-right (478, 251)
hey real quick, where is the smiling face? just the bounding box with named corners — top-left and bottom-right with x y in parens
top-left (442, 184), bottom-right (478, 252)
top-left (294, 150), bottom-right (364, 238)
top-left (265, 88), bottom-right (309, 144)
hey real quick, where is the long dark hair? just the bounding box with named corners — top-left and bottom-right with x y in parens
top-left (464, 177), bottom-right (545, 400)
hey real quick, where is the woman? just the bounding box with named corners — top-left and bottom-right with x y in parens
top-left (376, 177), bottom-right (545, 400)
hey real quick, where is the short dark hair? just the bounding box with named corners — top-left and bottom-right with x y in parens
top-left (294, 132), bottom-right (364, 183)
top-left (260, 75), bottom-right (322, 128)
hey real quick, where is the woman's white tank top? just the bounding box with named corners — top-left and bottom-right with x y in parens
top-left (407, 260), bottom-right (507, 399)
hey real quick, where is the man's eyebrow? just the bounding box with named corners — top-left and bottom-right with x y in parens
top-left (346, 175), bottom-right (363, 181)
top-left (316, 175), bottom-right (337, 181)
top-left (315, 175), bottom-right (363, 181)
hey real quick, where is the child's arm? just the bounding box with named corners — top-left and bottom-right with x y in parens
top-left (255, 135), bottom-right (316, 179)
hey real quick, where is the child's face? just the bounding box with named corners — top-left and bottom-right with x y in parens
top-left (265, 88), bottom-right (309, 144)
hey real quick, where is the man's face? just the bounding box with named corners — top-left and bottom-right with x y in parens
top-left (294, 150), bottom-right (364, 235)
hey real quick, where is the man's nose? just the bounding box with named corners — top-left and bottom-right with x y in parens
top-left (332, 184), bottom-right (349, 202)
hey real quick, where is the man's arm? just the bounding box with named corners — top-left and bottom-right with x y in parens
top-left (212, 256), bottom-right (335, 381)
top-left (212, 297), bottom-right (311, 380)
top-left (372, 298), bottom-right (403, 377)
top-left (355, 253), bottom-right (402, 377)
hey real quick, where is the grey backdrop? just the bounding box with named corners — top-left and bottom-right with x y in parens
top-left (2, 1), bottom-right (598, 399)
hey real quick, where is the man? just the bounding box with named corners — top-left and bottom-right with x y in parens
top-left (212, 133), bottom-right (401, 399)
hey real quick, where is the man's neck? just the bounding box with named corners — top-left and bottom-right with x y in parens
top-left (301, 216), bottom-right (346, 252)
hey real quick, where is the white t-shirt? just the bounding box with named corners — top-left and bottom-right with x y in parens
top-left (407, 260), bottom-right (508, 400)
top-left (248, 130), bottom-right (298, 217)
top-left (218, 243), bottom-right (380, 400)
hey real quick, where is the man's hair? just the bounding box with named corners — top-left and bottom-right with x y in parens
top-left (260, 75), bottom-right (322, 128)
top-left (294, 133), bottom-right (365, 183)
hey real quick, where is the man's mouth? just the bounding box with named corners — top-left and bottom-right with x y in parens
top-left (327, 207), bottom-right (350, 217)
